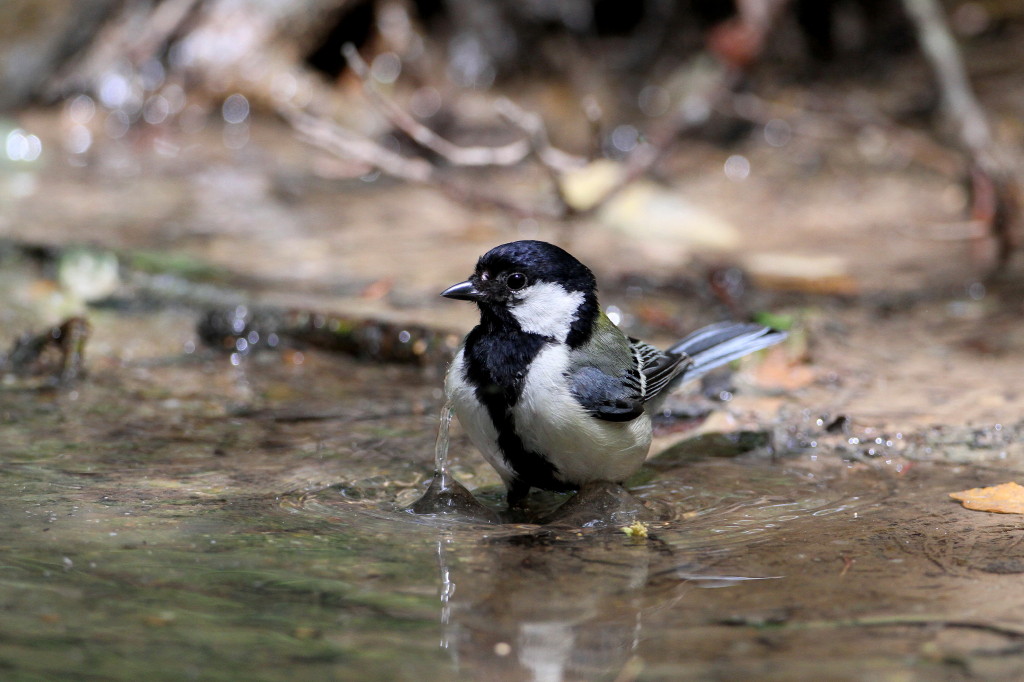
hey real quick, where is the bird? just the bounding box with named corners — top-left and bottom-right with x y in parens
top-left (441, 240), bottom-right (786, 506)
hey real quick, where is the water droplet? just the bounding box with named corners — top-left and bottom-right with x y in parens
top-left (638, 85), bottom-right (670, 117)
top-left (724, 155), bottom-right (751, 182)
top-left (143, 95), bottom-right (171, 125)
top-left (763, 118), bottom-right (792, 147)
top-left (610, 125), bottom-right (639, 153)
top-left (371, 52), bottom-right (402, 84)
top-left (68, 95), bottom-right (96, 124)
top-left (410, 87), bottom-right (442, 119)
top-left (104, 110), bottom-right (131, 139)
top-left (606, 306), bottom-right (622, 326)
top-left (99, 72), bottom-right (130, 109)
top-left (4, 129), bottom-right (42, 162)
top-left (222, 94), bottom-right (250, 124)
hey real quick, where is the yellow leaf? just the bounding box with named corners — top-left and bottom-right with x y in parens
top-left (950, 482), bottom-right (1024, 514)
top-left (622, 521), bottom-right (649, 538)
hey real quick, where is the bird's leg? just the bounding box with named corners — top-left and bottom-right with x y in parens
top-left (542, 480), bottom-right (671, 527)
top-left (506, 480), bottom-right (531, 508)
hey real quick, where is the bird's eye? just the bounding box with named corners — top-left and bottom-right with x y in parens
top-left (506, 272), bottom-right (528, 291)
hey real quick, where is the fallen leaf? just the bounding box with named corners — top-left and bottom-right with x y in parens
top-left (751, 346), bottom-right (816, 391)
top-left (743, 253), bottom-right (859, 296)
top-left (595, 183), bottom-right (741, 269)
top-left (950, 482), bottom-right (1024, 514)
top-left (559, 159), bottom-right (621, 211)
top-left (622, 521), bottom-right (649, 538)
top-left (360, 277), bottom-right (393, 300)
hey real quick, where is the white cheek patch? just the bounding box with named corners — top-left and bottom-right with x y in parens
top-left (509, 282), bottom-right (585, 343)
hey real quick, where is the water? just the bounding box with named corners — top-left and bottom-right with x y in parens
top-left (405, 401), bottom-right (501, 523)
top-left (0, 286), bottom-right (1016, 679)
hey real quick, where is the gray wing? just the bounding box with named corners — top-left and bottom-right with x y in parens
top-left (630, 339), bottom-right (691, 402)
top-left (573, 324), bottom-right (783, 418)
top-left (569, 339), bottom-right (691, 421)
top-left (568, 364), bottom-right (645, 422)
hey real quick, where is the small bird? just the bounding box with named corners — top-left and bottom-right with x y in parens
top-left (442, 240), bottom-right (785, 506)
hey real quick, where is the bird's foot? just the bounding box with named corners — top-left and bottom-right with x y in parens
top-left (541, 480), bottom-right (672, 528)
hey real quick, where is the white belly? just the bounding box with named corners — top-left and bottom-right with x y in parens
top-left (444, 349), bottom-right (517, 485)
top-left (514, 344), bottom-right (652, 485)
top-left (445, 346), bottom-right (652, 488)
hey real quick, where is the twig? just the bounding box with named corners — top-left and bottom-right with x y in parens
top-left (281, 103), bottom-right (562, 218)
top-left (494, 97), bottom-right (578, 215)
top-left (342, 43), bottom-right (584, 171)
top-left (902, 0), bottom-right (993, 157)
top-left (573, 2), bottom-right (792, 215)
top-left (901, 0), bottom-right (1021, 266)
top-left (45, 0), bottom-right (202, 97)
top-left (493, 97), bottom-right (585, 172)
top-left (571, 62), bottom-right (743, 217)
top-left (332, 44), bottom-right (592, 217)
top-left (294, 35), bottom-right (756, 222)
top-left (718, 613), bottom-right (1024, 641)
top-left (282, 105), bottom-right (434, 183)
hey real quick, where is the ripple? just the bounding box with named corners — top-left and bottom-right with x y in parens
top-left (632, 460), bottom-right (894, 552)
top-left (282, 456), bottom-right (893, 557)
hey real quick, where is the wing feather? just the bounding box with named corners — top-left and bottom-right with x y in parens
top-left (629, 338), bottom-right (690, 402)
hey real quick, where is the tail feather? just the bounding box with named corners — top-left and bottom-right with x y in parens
top-left (667, 322), bottom-right (786, 385)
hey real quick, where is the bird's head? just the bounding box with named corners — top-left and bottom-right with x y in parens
top-left (441, 240), bottom-right (598, 345)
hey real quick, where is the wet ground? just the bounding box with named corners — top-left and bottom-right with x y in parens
top-left (2, 100), bottom-right (1024, 681)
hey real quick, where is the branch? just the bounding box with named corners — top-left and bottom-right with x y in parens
top-left (493, 97), bottom-right (585, 172)
top-left (280, 103), bottom-right (563, 218)
top-left (342, 43), bottom-right (584, 171)
top-left (719, 612), bottom-right (1024, 641)
top-left (901, 0), bottom-right (1021, 266)
top-left (292, 39), bottom-right (752, 221)
top-left (282, 105), bottom-right (434, 183)
top-left (902, 0), bottom-right (993, 157)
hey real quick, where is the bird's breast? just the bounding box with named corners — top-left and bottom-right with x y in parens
top-left (444, 349), bottom-right (516, 483)
top-left (513, 344), bottom-right (652, 485)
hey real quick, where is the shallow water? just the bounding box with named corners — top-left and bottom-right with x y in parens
top-left (3, 317), bottom-right (1022, 681)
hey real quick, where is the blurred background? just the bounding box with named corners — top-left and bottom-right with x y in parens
top-left (4, 0), bottom-right (1024, 417)
top-left (2, 0), bottom-right (1021, 295)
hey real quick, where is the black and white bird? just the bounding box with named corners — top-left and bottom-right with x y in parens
top-left (442, 240), bottom-right (786, 506)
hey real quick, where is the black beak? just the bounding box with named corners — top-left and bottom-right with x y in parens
top-left (441, 280), bottom-right (483, 301)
